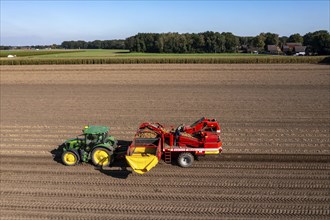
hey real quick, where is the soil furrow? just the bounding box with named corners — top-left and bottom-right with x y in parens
top-left (1, 64), bottom-right (329, 219)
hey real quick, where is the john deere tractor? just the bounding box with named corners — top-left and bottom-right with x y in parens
top-left (60, 125), bottom-right (117, 166)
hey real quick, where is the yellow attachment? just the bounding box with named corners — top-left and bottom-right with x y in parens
top-left (204, 150), bottom-right (220, 155)
top-left (93, 149), bottom-right (110, 166)
top-left (126, 154), bottom-right (159, 174)
top-left (126, 147), bottom-right (159, 174)
top-left (63, 152), bottom-right (77, 165)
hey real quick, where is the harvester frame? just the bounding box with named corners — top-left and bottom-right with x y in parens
top-left (126, 117), bottom-right (223, 172)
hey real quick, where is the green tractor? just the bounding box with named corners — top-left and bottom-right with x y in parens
top-left (60, 125), bottom-right (117, 166)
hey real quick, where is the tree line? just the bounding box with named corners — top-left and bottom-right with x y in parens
top-left (124, 30), bottom-right (330, 55)
top-left (0, 39), bottom-right (125, 50)
top-left (1, 30), bottom-right (329, 55)
top-left (61, 40), bottom-right (125, 49)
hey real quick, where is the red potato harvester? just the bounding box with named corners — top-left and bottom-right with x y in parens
top-left (126, 117), bottom-right (222, 174)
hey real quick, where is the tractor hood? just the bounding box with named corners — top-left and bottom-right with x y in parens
top-left (60, 137), bottom-right (84, 151)
top-left (64, 138), bottom-right (79, 143)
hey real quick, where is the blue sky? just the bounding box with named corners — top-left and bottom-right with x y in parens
top-left (1, 0), bottom-right (329, 45)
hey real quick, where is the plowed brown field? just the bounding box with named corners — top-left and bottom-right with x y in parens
top-left (1, 64), bottom-right (329, 219)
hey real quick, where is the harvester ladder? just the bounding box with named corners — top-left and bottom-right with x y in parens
top-left (164, 150), bottom-right (172, 164)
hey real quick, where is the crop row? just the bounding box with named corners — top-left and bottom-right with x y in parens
top-left (1, 56), bottom-right (329, 65)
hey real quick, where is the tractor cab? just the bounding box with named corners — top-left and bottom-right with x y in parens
top-left (83, 125), bottom-right (109, 146)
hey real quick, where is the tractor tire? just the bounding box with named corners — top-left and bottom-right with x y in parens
top-left (91, 147), bottom-right (112, 167)
top-left (62, 150), bottom-right (79, 166)
top-left (177, 152), bottom-right (194, 168)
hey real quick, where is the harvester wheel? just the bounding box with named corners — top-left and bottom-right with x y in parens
top-left (91, 148), bottom-right (112, 167)
top-left (62, 150), bottom-right (79, 166)
top-left (177, 152), bottom-right (194, 168)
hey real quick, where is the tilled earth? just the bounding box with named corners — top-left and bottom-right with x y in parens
top-left (0, 64), bottom-right (329, 219)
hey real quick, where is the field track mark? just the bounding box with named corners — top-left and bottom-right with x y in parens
top-left (2, 177), bottom-right (329, 190)
top-left (2, 188), bottom-right (329, 204)
top-left (1, 64), bottom-right (330, 220)
top-left (1, 198), bottom-right (329, 217)
top-left (1, 168), bottom-right (329, 181)
top-left (0, 209), bottom-right (215, 220)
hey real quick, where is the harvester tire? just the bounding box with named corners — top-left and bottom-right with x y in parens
top-left (62, 150), bottom-right (79, 166)
top-left (91, 147), bottom-right (112, 167)
top-left (177, 152), bottom-right (194, 168)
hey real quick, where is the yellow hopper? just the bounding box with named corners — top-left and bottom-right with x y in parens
top-left (126, 138), bottom-right (161, 174)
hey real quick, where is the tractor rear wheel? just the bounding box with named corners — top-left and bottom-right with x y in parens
top-left (177, 152), bottom-right (194, 168)
top-left (92, 148), bottom-right (112, 167)
top-left (62, 150), bottom-right (79, 166)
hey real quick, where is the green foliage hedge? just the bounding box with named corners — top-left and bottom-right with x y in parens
top-left (0, 56), bottom-right (329, 65)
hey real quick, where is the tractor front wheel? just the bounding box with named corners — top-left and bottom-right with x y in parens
top-left (92, 148), bottom-right (112, 167)
top-left (177, 152), bottom-right (194, 168)
top-left (62, 150), bottom-right (79, 166)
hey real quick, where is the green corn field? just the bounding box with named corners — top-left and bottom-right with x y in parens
top-left (0, 49), bottom-right (329, 65)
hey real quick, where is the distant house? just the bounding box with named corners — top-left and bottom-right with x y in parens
top-left (240, 45), bottom-right (259, 53)
top-left (246, 46), bottom-right (259, 54)
top-left (267, 45), bottom-right (281, 54)
top-left (282, 45), bottom-right (290, 53)
top-left (283, 43), bottom-right (306, 54)
top-left (294, 45), bottom-right (306, 53)
top-left (286, 42), bottom-right (302, 48)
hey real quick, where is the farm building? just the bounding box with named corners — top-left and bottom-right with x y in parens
top-left (267, 45), bottom-right (282, 54)
top-left (246, 46), bottom-right (259, 54)
top-left (283, 43), bottom-right (306, 54)
top-left (294, 45), bottom-right (307, 53)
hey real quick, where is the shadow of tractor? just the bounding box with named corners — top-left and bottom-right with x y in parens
top-left (95, 160), bottom-right (132, 179)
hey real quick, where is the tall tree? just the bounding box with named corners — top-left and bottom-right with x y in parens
top-left (303, 30), bottom-right (330, 55)
top-left (287, 33), bottom-right (303, 43)
top-left (222, 32), bottom-right (239, 52)
top-left (203, 31), bottom-right (218, 53)
top-left (252, 35), bottom-right (265, 50)
top-left (214, 32), bottom-right (225, 53)
top-left (279, 36), bottom-right (288, 48)
top-left (191, 33), bottom-right (205, 53)
top-left (261, 32), bottom-right (279, 48)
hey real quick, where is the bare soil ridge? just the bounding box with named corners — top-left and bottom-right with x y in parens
top-left (0, 64), bottom-right (329, 219)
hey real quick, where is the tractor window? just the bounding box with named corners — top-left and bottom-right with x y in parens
top-left (86, 134), bottom-right (98, 145)
top-left (87, 134), bottom-right (97, 141)
top-left (98, 134), bottom-right (103, 142)
top-left (99, 133), bottom-right (107, 143)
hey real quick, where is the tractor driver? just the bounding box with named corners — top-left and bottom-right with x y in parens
top-left (86, 134), bottom-right (98, 145)
top-left (174, 124), bottom-right (184, 146)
